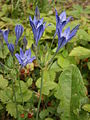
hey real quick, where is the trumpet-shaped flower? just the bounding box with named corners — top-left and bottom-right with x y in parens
top-left (15, 48), bottom-right (36, 67)
top-left (2, 29), bottom-right (14, 55)
top-left (3, 29), bottom-right (9, 45)
top-left (56, 25), bottom-right (80, 52)
top-left (29, 6), bottom-right (47, 45)
top-left (8, 43), bottom-right (14, 56)
top-left (55, 9), bottom-right (72, 36)
top-left (15, 24), bottom-right (24, 45)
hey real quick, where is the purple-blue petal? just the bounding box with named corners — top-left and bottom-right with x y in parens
top-left (63, 27), bottom-right (70, 39)
top-left (56, 37), bottom-right (66, 52)
top-left (3, 30), bottom-right (9, 45)
top-left (15, 24), bottom-right (24, 45)
top-left (59, 11), bottom-right (66, 22)
top-left (35, 6), bottom-right (40, 20)
top-left (36, 24), bottom-right (44, 45)
top-left (25, 49), bottom-right (31, 57)
top-left (68, 25), bottom-right (80, 41)
top-left (15, 53), bottom-right (22, 64)
top-left (8, 43), bottom-right (14, 56)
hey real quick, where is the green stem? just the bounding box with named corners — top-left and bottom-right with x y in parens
top-left (17, 69), bottom-right (24, 106)
top-left (15, 0), bottom-right (20, 9)
top-left (36, 70), bottom-right (43, 120)
top-left (50, 33), bottom-right (56, 49)
top-left (46, 52), bottom-right (57, 69)
top-left (11, 79), bottom-right (18, 119)
top-left (18, 76), bottom-right (24, 106)
top-left (45, 34), bottom-right (56, 65)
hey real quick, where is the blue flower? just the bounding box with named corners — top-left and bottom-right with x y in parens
top-left (2, 29), bottom-right (15, 55)
top-left (55, 9), bottom-right (72, 36)
top-left (15, 24), bottom-right (24, 45)
top-left (29, 7), bottom-right (47, 45)
top-left (56, 25), bottom-right (80, 52)
top-left (8, 43), bottom-right (14, 56)
top-left (3, 29), bottom-right (9, 45)
top-left (15, 48), bottom-right (36, 67)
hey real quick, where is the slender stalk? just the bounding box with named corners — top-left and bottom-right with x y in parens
top-left (45, 33), bottom-right (56, 64)
top-left (46, 52), bottom-right (57, 68)
top-left (18, 72), bottom-right (24, 106)
top-left (16, 68), bottom-right (24, 106)
top-left (15, 0), bottom-right (20, 9)
top-left (11, 79), bottom-right (18, 119)
top-left (36, 70), bottom-right (43, 120)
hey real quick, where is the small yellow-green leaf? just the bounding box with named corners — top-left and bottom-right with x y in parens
top-left (82, 104), bottom-right (90, 112)
top-left (69, 46), bottom-right (90, 59)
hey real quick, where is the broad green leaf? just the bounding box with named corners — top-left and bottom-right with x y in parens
top-left (0, 87), bottom-right (13, 103)
top-left (16, 90), bottom-right (32, 102)
top-left (15, 81), bottom-right (28, 93)
top-left (40, 109), bottom-right (49, 119)
top-left (43, 70), bottom-right (56, 82)
top-left (36, 78), bottom-right (57, 95)
top-left (36, 69), bottom-right (57, 95)
top-left (55, 65), bottom-right (87, 120)
top-left (77, 29), bottom-right (90, 41)
top-left (0, 75), bottom-right (8, 89)
top-left (82, 104), bottom-right (90, 112)
top-left (6, 102), bottom-right (24, 118)
top-left (69, 46), bottom-right (90, 59)
top-left (6, 55), bottom-right (13, 68)
top-left (57, 55), bottom-right (70, 68)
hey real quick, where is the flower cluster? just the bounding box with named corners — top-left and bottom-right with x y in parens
top-left (29, 6), bottom-right (48, 45)
top-left (0, 25), bottom-right (24, 56)
top-left (15, 48), bottom-right (36, 67)
top-left (55, 9), bottom-right (79, 52)
top-left (0, 6), bottom-right (79, 67)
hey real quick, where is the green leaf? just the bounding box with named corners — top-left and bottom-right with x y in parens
top-left (43, 70), bottom-right (56, 82)
top-left (0, 45), bottom-right (9, 58)
top-left (69, 46), bottom-right (90, 59)
top-left (40, 109), bottom-right (49, 119)
top-left (16, 90), bottom-right (32, 102)
top-left (55, 64), bottom-right (87, 120)
top-left (6, 102), bottom-right (24, 118)
top-left (0, 87), bottom-right (13, 103)
top-left (26, 78), bottom-right (33, 87)
top-left (82, 104), bottom-right (90, 112)
top-left (77, 29), bottom-right (90, 41)
top-left (36, 78), bottom-right (57, 95)
top-left (0, 75), bottom-right (8, 89)
top-left (57, 55), bottom-right (70, 68)
top-left (6, 55), bottom-right (13, 68)
top-left (36, 69), bottom-right (57, 95)
top-left (15, 81), bottom-right (28, 93)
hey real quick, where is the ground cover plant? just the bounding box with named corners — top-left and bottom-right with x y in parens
top-left (0, 0), bottom-right (90, 120)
